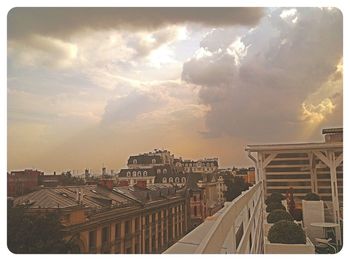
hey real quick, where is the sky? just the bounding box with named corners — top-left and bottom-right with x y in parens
top-left (7, 7), bottom-right (343, 174)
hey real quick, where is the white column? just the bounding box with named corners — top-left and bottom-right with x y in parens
top-left (328, 151), bottom-right (341, 245)
top-left (308, 152), bottom-right (318, 193)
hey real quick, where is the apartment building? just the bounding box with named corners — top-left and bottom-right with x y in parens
top-left (12, 183), bottom-right (189, 254)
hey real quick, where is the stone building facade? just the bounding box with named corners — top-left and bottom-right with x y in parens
top-left (12, 183), bottom-right (189, 254)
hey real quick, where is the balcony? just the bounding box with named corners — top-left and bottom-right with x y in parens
top-left (164, 182), bottom-right (264, 254)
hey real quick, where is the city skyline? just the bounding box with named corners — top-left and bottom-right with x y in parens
top-left (7, 7), bottom-right (343, 172)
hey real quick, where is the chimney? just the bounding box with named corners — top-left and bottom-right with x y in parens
top-left (79, 187), bottom-right (84, 204)
top-left (76, 188), bottom-right (79, 202)
top-left (99, 179), bottom-right (114, 190)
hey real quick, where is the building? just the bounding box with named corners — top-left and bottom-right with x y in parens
top-left (7, 169), bottom-right (43, 197)
top-left (182, 158), bottom-right (219, 174)
top-left (12, 183), bottom-right (189, 254)
top-left (233, 167), bottom-right (256, 184)
top-left (118, 150), bottom-right (188, 188)
top-left (187, 173), bottom-right (225, 230)
top-left (38, 172), bottom-right (64, 187)
top-left (166, 127), bottom-right (343, 254)
top-left (127, 149), bottom-right (174, 169)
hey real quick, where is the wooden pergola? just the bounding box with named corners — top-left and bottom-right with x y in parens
top-left (246, 141), bottom-right (343, 245)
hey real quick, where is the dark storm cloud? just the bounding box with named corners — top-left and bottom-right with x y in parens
top-left (182, 8), bottom-right (343, 142)
top-left (8, 7), bottom-right (264, 40)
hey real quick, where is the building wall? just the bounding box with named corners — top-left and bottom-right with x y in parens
top-left (7, 169), bottom-right (43, 196)
top-left (65, 199), bottom-right (188, 254)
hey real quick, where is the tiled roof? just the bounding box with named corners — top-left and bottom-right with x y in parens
top-left (127, 154), bottom-right (162, 165)
top-left (13, 185), bottom-right (132, 209)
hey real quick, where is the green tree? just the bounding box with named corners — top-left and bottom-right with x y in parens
top-left (224, 176), bottom-right (250, 201)
top-left (7, 208), bottom-right (75, 253)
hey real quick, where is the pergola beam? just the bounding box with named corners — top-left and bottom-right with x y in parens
top-left (335, 153), bottom-right (343, 167)
top-left (262, 153), bottom-right (277, 169)
top-left (313, 151), bottom-right (331, 167)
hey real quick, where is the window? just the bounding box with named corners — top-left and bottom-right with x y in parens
top-left (152, 158), bottom-right (156, 164)
top-left (162, 177), bottom-right (167, 183)
top-left (125, 220), bottom-right (130, 235)
top-left (211, 163), bottom-right (214, 167)
top-left (143, 171), bottom-right (147, 176)
top-left (133, 159), bottom-right (137, 164)
top-left (132, 171), bottom-right (136, 177)
top-left (157, 169), bottom-right (161, 174)
top-left (88, 230), bottom-right (97, 251)
top-left (182, 177), bottom-right (186, 183)
top-left (102, 226), bottom-right (109, 244)
top-left (135, 217), bottom-right (140, 231)
top-left (194, 206), bottom-right (197, 216)
top-left (175, 177), bottom-right (180, 183)
top-left (163, 169), bottom-right (167, 174)
top-left (127, 171), bottom-right (131, 177)
top-left (115, 223), bottom-right (121, 239)
top-left (137, 171), bottom-right (141, 176)
top-left (169, 177), bottom-right (173, 183)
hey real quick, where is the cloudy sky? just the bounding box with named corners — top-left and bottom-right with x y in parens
top-left (7, 7), bottom-right (343, 173)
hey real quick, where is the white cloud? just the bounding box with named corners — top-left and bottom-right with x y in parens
top-left (301, 98), bottom-right (335, 124)
top-left (181, 8), bottom-right (342, 141)
top-left (8, 35), bottom-right (78, 68)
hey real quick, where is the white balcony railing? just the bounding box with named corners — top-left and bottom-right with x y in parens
top-left (164, 181), bottom-right (264, 254)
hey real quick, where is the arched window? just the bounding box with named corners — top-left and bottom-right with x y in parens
top-left (163, 169), bottom-right (167, 174)
top-left (137, 171), bottom-right (142, 177)
top-left (127, 171), bottom-right (131, 177)
top-left (133, 159), bottom-right (137, 164)
top-left (157, 169), bottom-right (161, 174)
top-left (132, 171), bottom-right (137, 177)
top-left (219, 176), bottom-right (223, 180)
top-left (211, 163), bottom-right (214, 167)
top-left (206, 163), bottom-right (210, 167)
top-left (169, 177), bottom-right (173, 183)
top-left (152, 158), bottom-right (156, 164)
top-left (182, 177), bottom-right (186, 183)
top-left (162, 177), bottom-right (167, 183)
top-left (197, 162), bottom-right (201, 167)
top-left (175, 177), bottom-right (180, 183)
top-left (143, 171), bottom-right (148, 176)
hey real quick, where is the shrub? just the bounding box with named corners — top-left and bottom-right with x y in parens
top-left (303, 192), bottom-right (320, 201)
top-left (268, 220), bottom-right (306, 244)
top-left (265, 192), bottom-right (285, 205)
top-left (267, 209), bottom-right (293, 224)
top-left (266, 202), bottom-right (286, 213)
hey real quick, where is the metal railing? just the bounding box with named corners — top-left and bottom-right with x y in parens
top-left (164, 181), bottom-right (264, 254)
